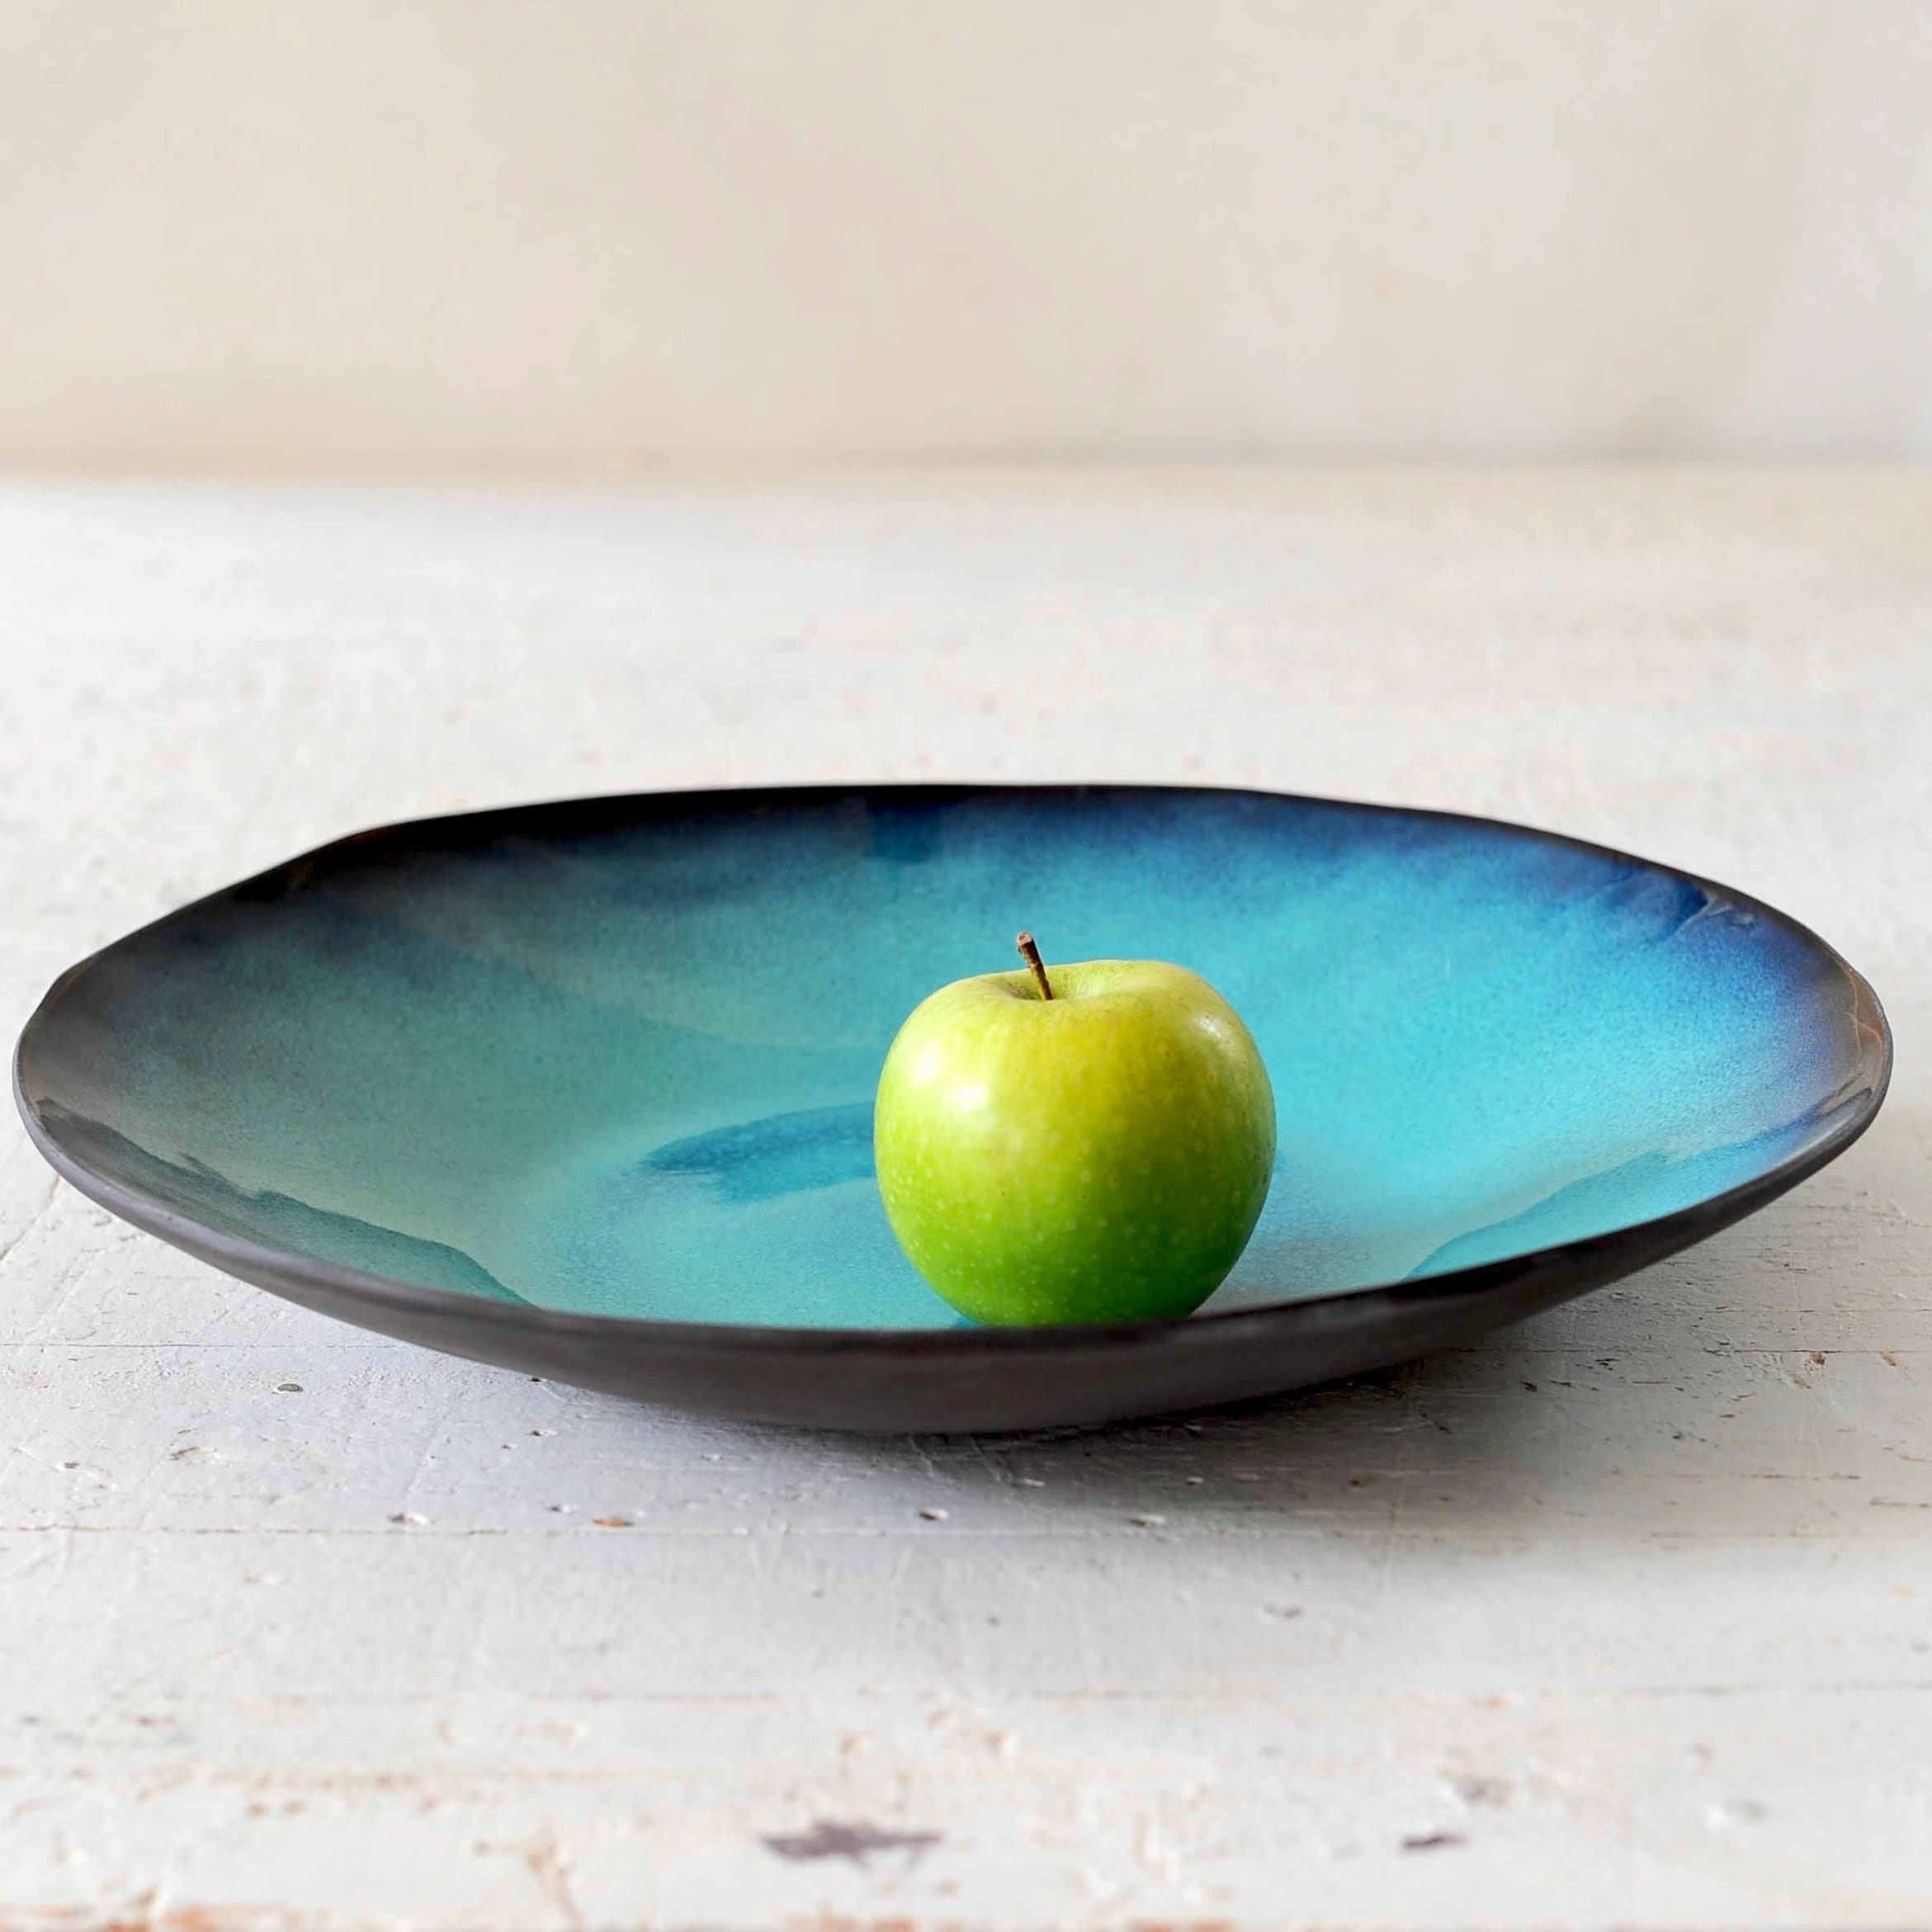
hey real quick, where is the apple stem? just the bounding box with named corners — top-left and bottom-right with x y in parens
top-left (1016, 931), bottom-right (1054, 1000)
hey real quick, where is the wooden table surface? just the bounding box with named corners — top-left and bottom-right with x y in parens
top-left (2, 466), bottom-right (1927, 1930)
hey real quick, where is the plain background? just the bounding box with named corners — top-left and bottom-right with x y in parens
top-left (4, 0), bottom-right (1931, 472)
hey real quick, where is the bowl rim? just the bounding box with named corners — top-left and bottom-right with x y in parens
top-left (12, 781), bottom-right (1895, 1353)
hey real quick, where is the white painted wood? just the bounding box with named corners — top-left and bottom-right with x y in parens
top-left (0, 466), bottom-right (1927, 1929)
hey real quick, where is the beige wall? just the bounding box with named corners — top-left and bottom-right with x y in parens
top-left (4, 1), bottom-right (1930, 471)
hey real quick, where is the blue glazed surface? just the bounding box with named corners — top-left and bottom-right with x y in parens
top-left (20, 790), bottom-right (1878, 1330)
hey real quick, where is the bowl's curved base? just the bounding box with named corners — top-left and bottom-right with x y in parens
top-left (187, 1192), bottom-right (1768, 1433)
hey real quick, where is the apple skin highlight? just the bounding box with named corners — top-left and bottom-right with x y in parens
top-left (873, 956), bottom-right (1276, 1325)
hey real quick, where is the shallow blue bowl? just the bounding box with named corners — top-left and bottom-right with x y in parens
top-left (14, 786), bottom-right (1889, 1430)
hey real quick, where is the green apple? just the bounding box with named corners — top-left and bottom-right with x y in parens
top-left (874, 934), bottom-right (1276, 1325)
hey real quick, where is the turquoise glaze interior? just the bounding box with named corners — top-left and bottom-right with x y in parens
top-left (21, 791), bottom-right (1877, 1329)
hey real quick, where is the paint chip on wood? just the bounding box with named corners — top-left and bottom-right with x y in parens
top-left (762, 1819), bottom-right (942, 1867)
